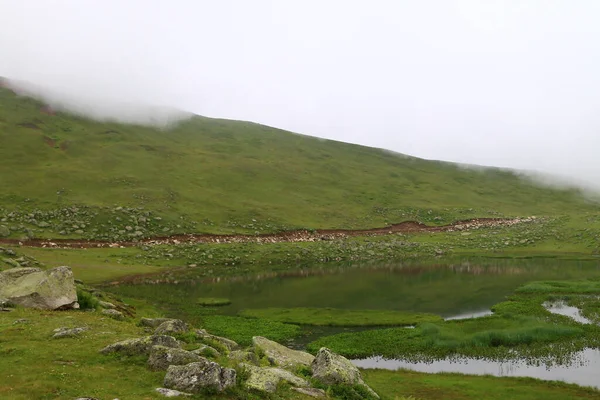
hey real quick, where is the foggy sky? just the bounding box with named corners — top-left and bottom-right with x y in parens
top-left (1, 1), bottom-right (600, 188)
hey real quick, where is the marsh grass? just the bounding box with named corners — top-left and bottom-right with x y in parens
top-left (239, 307), bottom-right (442, 327)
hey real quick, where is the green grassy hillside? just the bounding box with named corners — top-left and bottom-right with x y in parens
top-left (0, 85), bottom-right (595, 237)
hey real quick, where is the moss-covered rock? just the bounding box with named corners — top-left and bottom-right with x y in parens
top-left (252, 336), bottom-right (314, 369)
top-left (154, 319), bottom-right (189, 335)
top-left (0, 266), bottom-right (78, 310)
top-left (241, 363), bottom-right (310, 393)
top-left (148, 345), bottom-right (202, 371)
top-left (164, 358), bottom-right (236, 393)
top-left (311, 347), bottom-right (379, 398)
top-left (100, 335), bottom-right (180, 356)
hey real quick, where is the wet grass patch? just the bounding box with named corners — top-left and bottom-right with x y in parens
top-left (239, 307), bottom-right (442, 327)
top-left (198, 297), bottom-right (232, 307)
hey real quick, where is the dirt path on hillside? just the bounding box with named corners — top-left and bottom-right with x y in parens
top-left (0, 217), bottom-right (536, 249)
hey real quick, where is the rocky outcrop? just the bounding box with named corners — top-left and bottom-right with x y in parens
top-left (252, 336), bottom-right (314, 369)
top-left (0, 266), bottom-right (78, 310)
top-left (100, 335), bottom-right (180, 356)
top-left (241, 363), bottom-right (310, 393)
top-left (163, 358), bottom-right (236, 393)
top-left (312, 347), bottom-right (379, 398)
top-left (227, 349), bottom-right (258, 364)
top-left (155, 319), bottom-right (189, 335)
top-left (148, 346), bottom-right (202, 371)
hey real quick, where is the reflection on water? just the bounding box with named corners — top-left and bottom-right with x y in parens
top-left (444, 309), bottom-right (493, 321)
top-left (544, 301), bottom-right (592, 324)
top-left (353, 349), bottom-right (600, 388)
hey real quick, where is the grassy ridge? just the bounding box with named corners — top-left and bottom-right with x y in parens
top-left (0, 86), bottom-right (596, 237)
top-left (239, 307), bottom-right (442, 327)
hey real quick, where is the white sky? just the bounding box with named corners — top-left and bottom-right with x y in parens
top-left (1, 1), bottom-right (600, 186)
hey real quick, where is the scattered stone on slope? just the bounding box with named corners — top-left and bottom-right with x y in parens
top-left (241, 363), bottom-right (310, 393)
top-left (102, 309), bottom-right (125, 320)
top-left (292, 387), bottom-right (327, 398)
top-left (195, 329), bottom-right (240, 351)
top-left (100, 335), bottom-right (180, 356)
top-left (252, 336), bottom-right (314, 369)
top-left (148, 345), bottom-right (202, 371)
top-left (311, 347), bottom-right (379, 399)
top-left (154, 319), bottom-right (188, 335)
top-left (0, 225), bottom-right (9, 237)
top-left (53, 326), bottom-right (88, 339)
top-left (140, 317), bottom-right (175, 328)
top-left (155, 387), bottom-right (192, 397)
top-left (163, 358), bottom-right (236, 393)
top-left (192, 344), bottom-right (221, 358)
top-left (98, 300), bottom-right (116, 309)
top-left (0, 266), bottom-right (78, 310)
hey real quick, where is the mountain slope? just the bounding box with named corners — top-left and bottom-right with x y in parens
top-left (0, 86), bottom-right (594, 235)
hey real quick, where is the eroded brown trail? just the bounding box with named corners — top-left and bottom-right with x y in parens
top-left (0, 217), bottom-right (535, 249)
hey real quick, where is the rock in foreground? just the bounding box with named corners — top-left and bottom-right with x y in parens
top-left (164, 358), bottom-right (236, 393)
top-left (252, 336), bottom-right (314, 369)
top-left (0, 266), bottom-right (78, 310)
top-left (312, 347), bottom-right (379, 398)
top-left (242, 363), bottom-right (310, 393)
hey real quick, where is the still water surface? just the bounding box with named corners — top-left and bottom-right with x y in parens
top-left (108, 258), bottom-right (600, 386)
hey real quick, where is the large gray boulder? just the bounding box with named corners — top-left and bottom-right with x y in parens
top-left (241, 363), bottom-right (310, 393)
top-left (164, 358), bottom-right (236, 393)
top-left (148, 345), bottom-right (202, 371)
top-left (252, 336), bottom-right (314, 369)
top-left (311, 347), bottom-right (379, 398)
top-left (100, 335), bottom-right (180, 356)
top-left (0, 266), bottom-right (78, 310)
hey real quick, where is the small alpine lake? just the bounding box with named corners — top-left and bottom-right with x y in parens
top-left (105, 257), bottom-right (600, 388)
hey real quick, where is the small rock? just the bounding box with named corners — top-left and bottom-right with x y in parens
top-left (154, 319), bottom-right (188, 335)
top-left (98, 300), bottom-right (116, 309)
top-left (53, 326), bottom-right (88, 338)
top-left (192, 345), bottom-right (221, 358)
top-left (155, 387), bottom-right (192, 397)
top-left (100, 335), bottom-right (180, 356)
top-left (148, 346), bottom-right (202, 371)
top-left (195, 329), bottom-right (239, 351)
top-left (140, 317), bottom-right (175, 328)
top-left (164, 358), bottom-right (236, 393)
top-left (13, 318), bottom-right (30, 325)
top-left (227, 349), bottom-right (257, 364)
top-left (102, 309), bottom-right (125, 320)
